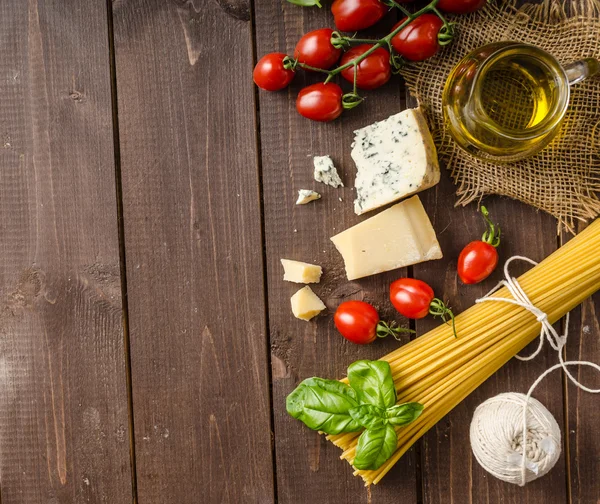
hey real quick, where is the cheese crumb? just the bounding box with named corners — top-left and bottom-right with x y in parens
top-left (281, 259), bottom-right (322, 284)
top-left (296, 189), bottom-right (321, 205)
top-left (291, 286), bottom-right (326, 321)
top-left (314, 155), bottom-right (344, 188)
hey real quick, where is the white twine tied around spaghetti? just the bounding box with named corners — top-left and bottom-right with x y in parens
top-left (469, 256), bottom-right (600, 486)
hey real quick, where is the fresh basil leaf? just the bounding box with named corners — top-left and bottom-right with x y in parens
top-left (386, 402), bottom-right (425, 426)
top-left (348, 360), bottom-right (397, 409)
top-left (353, 424), bottom-right (398, 470)
top-left (349, 404), bottom-right (387, 430)
top-left (286, 380), bottom-right (308, 419)
top-left (287, 0), bottom-right (322, 6)
top-left (286, 377), bottom-right (362, 434)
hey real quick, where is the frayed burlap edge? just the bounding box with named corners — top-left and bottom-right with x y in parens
top-left (401, 0), bottom-right (600, 234)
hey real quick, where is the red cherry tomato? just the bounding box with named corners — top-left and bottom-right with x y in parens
top-left (294, 29), bottom-right (342, 70)
top-left (457, 241), bottom-right (499, 284)
top-left (437, 0), bottom-right (486, 14)
top-left (296, 83), bottom-right (343, 122)
top-left (253, 53), bottom-right (295, 91)
top-left (391, 15), bottom-right (444, 62)
top-left (390, 278), bottom-right (435, 319)
top-left (458, 206), bottom-right (501, 284)
top-left (331, 0), bottom-right (388, 32)
top-left (334, 301), bottom-right (380, 345)
top-left (340, 45), bottom-right (391, 90)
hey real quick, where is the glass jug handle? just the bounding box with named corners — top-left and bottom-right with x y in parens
top-left (563, 58), bottom-right (600, 86)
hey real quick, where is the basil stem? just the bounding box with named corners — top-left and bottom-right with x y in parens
top-left (347, 360), bottom-right (397, 410)
top-left (353, 424), bottom-right (398, 470)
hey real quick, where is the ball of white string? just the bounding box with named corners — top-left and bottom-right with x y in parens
top-left (469, 255), bottom-right (600, 486)
top-left (469, 392), bottom-right (561, 485)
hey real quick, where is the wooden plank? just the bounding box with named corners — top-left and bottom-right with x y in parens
top-left (253, 2), bottom-right (418, 502)
top-left (0, 0), bottom-right (133, 502)
top-left (563, 223), bottom-right (600, 504)
top-left (112, 1), bottom-right (275, 502)
top-left (414, 173), bottom-right (567, 502)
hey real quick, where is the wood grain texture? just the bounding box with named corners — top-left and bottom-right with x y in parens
top-left (563, 224), bottom-right (600, 504)
top-left (0, 0), bottom-right (133, 502)
top-left (253, 2), bottom-right (418, 503)
top-left (414, 172), bottom-right (568, 503)
top-left (112, 0), bottom-right (274, 502)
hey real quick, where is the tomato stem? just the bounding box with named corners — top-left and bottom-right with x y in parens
top-left (382, 0), bottom-right (411, 16)
top-left (328, 0), bottom-right (441, 78)
top-left (431, 7), bottom-right (450, 28)
top-left (429, 298), bottom-right (457, 338)
top-left (431, 7), bottom-right (455, 45)
top-left (480, 206), bottom-right (501, 247)
top-left (339, 37), bottom-right (382, 45)
top-left (298, 63), bottom-right (333, 74)
top-left (376, 321), bottom-right (416, 341)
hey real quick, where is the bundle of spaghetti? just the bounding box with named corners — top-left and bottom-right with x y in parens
top-left (327, 219), bottom-right (600, 485)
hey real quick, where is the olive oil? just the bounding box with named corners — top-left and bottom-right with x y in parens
top-left (442, 43), bottom-right (572, 162)
top-left (478, 56), bottom-right (553, 131)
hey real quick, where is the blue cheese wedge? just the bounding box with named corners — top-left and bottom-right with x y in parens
top-left (331, 195), bottom-right (442, 280)
top-left (352, 108), bottom-right (440, 215)
top-left (296, 189), bottom-right (321, 205)
top-left (313, 155), bottom-right (344, 188)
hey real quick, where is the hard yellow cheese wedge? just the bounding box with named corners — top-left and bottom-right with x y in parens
top-left (290, 286), bottom-right (326, 321)
top-left (281, 259), bottom-right (322, 284)
top-left (330, 195), bottom-right (442, 280)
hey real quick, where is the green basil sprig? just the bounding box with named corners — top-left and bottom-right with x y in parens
top-left (286, 360), bottom-right (424, 470)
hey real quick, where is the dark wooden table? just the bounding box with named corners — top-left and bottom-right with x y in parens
top-left (1, 1), bottom-right (598, 503)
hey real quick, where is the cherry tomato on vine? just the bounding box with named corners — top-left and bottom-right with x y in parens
top-left (334, 301), bottom-right (380, 344)
top-left (437, 0), bottom-right (486, 14)
top-left (457, 206), bottom-right (501, 284)
top-left (340, 44), bottom-right (391, 90)
top-left (294, 29), bottom-right (342, 70)
top-left (334, 300), bottom-right (412, 345)
top-left (390, 15), bottom-right (444, 62)
top-left (253, 53), bottom-right (295, 91)
top-left (458, 242), bottom-right (498, 284)
top-left (331, 0), bottom-right (388, 32)
top-left (390, 278), bottom-right (434, 319)
top-left (390, 278), bottom-right (458, 337)
top-left (296, 83), bottom-right (344, 122)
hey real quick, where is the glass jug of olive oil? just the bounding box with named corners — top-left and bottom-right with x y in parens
top-left (443, 42), bottom-right (599, 162)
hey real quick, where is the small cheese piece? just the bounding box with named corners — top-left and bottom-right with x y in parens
top-left (296, 189), bottom-right (321, 205)
top-left (281, 259), bottom-right (322, 284)
top-left (314, 155), bottom-right (344, 188)
top-left (330, 195), bottom-right (442, 280)
top-left (352, 108), bottom-right (440, 215)
top-left (291, 286), bottom-right (326, 321)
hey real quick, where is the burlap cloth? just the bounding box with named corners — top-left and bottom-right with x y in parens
top-left (400, 0), bottom-right (600, 233)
